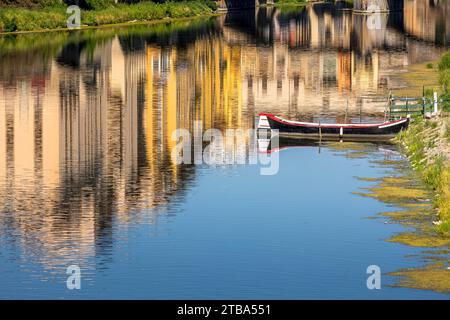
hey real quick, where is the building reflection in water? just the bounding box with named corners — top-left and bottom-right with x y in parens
top-left (0, 0), bottom-right (448, 272)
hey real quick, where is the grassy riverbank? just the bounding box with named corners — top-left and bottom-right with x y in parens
top-left (0, 1), bottom-right (217, 33)
top-left (396, 117), bottom-right (450, 235)
top-left (394, 52), bottom-right (450, 235)
top-left (274, 0), bottom-right (306, 4)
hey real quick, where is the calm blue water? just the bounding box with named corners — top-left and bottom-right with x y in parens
top-left (1, 3), bottom-right (449, 299)
top-left (0, 142), bottom-right (447, 299)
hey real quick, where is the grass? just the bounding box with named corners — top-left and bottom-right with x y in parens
top-left (274, 0), bottom-right (306, 6)
top-left (390, 52), bottom-right (450, 235)
top-left (0, 7), bottom-right (68, 32)
top-left (396, 117), bottom-right (450, 235)
top-left (0, 1), bottom-right (215, 33)
top-left (274, 0), bottom-right (305, 3)
top-left (438, 52), bottom-right (450, 111)
top-left (441, 92), bottom-right (450, 112)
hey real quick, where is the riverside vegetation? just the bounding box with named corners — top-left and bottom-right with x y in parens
top-left (0, 0), bottom-right (218, 33)
top-left (396, 52), bottom-right (450, 235)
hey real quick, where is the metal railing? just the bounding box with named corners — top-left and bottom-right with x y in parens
top-left (387, 92), bottom-right (439, 120)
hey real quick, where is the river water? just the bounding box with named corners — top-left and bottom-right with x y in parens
top-left (0, 1), bottom-right (449, 299)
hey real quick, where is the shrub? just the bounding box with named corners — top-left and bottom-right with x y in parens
top-left (441, 92), bottom-right (450, 112)
top-left (0, 0), bottom-right (64, 7)
top-left (438, 51), bottom-right (450, 71)
top-left (439, 52), bottom-right (450, 92)
top-left (274, 0), bottom-right (306, 3)
top-left (0, 7), bottom-right (67, 32)
top-left (200, 0), bottom-right (217, 11)
top-left (440, 69), bottom-right (450, 93)
top-left (0, 1), bottom-right (213, 32)
top-left (84, 0), bottom-right (116, 9)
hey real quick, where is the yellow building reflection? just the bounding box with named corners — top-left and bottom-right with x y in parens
top-left (0, 0), bottom-right (447, 270)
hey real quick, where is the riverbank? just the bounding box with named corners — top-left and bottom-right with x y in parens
top-left (396, 116), bottom-right (450, 235)
top-left (391, 51), bottom-right (450, 235)
top-left (274, 0), bottom-right (306, 5)
top-left (0, 1), bottom-right (217, 33)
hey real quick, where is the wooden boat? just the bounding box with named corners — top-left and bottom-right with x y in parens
top-left (257, 113), bottom-right (409, 140)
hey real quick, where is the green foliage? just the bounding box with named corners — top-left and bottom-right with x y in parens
top-left (84, 0), bottom-right (116, 9)
top-left (0, 1), bottom-right (214, 32)
top-left (275, 0), bottom-right (305, 3)
top-left (165, 1), bottom-right (204, 18)
top-left (441, 92), bottom-right (450, 112)
top-left (200, 0), bottom-right (217, 11)
top-left (274, 0), bottom-right (306, 4)
top-left (437, 219), bottom-right (450, 234)
top-left (397, 117), bottom-right (450, 236)
top-left (38, 0), bottom-right (64, 6)
top-left (0, 7), bottom-right (67, 32)
top-left (424, 88), bottom-right (434, 97)
top-left (0, 0), bottom-right (218, 10)
top-left (82, 1), bottom-right (213, 26)
top-left (426, 62), bottom-right (433, 69)
top-left (0, 0), bottom-right (64, 7)
top-left (439, 69), bottom-right (450, 93)
top-left (83, 2), bottom-right (165, 25)
top-left (439, 52), bottom-right (450, 93)
top-left (438, 52), bottom-right (450, 71)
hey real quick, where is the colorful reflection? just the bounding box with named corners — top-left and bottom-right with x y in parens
top-left (0, 0), bottom-right (448, 273)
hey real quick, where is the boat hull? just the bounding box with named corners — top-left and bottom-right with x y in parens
top-left (257, 113), bottom-right (409, 141)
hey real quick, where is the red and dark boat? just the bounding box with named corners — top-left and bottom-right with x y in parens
top-left (257, 113), bottom-right (409, 140)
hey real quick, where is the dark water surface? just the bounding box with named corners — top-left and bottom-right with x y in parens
top-left (0, 1), bottom-right (449, 299)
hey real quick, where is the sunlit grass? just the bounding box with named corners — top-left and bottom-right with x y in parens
top-left (274, 0), bottom-right (306, 4)
top-left (0, 1), bottom-right (215, 33)
top-left (396, 117), bottom-right (450, 235)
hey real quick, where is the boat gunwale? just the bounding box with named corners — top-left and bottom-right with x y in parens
top-left (259, 113), bottom-right (409, 129)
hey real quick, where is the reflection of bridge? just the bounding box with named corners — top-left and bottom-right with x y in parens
top-left (367, 0), bottom-right (404, 11)
top-left (217, 0), bottom-right (403, 11)
top-left (221, 1), bottom-right (449, 50)
top-left (216, 0), bottom-right (273, 10)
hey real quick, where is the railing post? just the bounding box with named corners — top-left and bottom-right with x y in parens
top-left (406, 98), bottom-right (408, 117)
top-left (434, 92), bottom-right (438, 114)
top-left (422, 97), bottom-right (425, 115)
